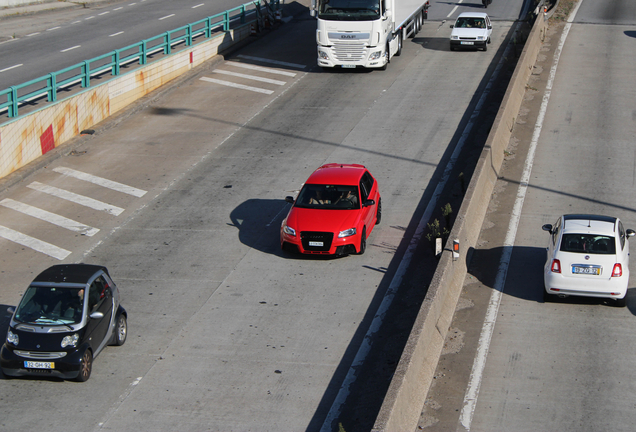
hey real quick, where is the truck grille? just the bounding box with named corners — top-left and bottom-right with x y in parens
top-left (332, 40), bottom-right (366, 61)
top-left (301, 231), bottom-right (334, 252)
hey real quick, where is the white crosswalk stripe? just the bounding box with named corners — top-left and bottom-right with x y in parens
top-left (212, 69), bottom-right (286, 86)
top-left (27, 182), bottom-right (125, 216)
top-left (227, 62), bottom-right (297, 77)
top-left (237, 55), bottom-right (307, 69)
top-left (0, 198), bottom-right (99, 236)
top-left (0, 225), bottom-right (71, 260)
top-left (53, 167), bottom-right (147, 197)
top-left (199, 77), bottom-right (274, 94)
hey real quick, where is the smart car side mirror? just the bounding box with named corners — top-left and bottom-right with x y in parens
top-left (627, 229), bottom-right (636, 237)
top-left (6, 306), bottom-right (15, 315)
top-left (285, 196), bottom-right (294, 204)
top-left (90, 311), bottom-right (104, 319)
top-left (542, 224), bottom-right (553, 233)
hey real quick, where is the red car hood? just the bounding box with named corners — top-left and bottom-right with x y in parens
top-left (286, 207), bottom-right (360, 233)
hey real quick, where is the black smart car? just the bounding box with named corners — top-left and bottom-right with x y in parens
top-left (1, 264), bottom-right (127, 382)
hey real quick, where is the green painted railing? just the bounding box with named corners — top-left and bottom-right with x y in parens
top-left (0, 0), bottom-right (279, 119)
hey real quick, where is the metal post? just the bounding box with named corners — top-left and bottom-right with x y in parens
top-left (47, 73), bottom-right (57, 102)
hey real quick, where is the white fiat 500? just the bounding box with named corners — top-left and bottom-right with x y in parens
top-left (542, 214), bottom-right (635, 306)
top-left (449, 12), bottom-right (492, 51)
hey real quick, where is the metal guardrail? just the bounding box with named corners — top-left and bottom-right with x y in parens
top-left (0, 0), bottom-right (280, 119)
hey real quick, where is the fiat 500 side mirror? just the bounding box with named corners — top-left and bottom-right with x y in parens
top-left (542, 224), bottom-right (553, 233)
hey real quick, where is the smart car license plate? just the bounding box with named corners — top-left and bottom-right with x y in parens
top-left (309, 241), bottom-right (324, 247)
top-left (461, 41), bottom-right (474, 45)
top-left (572, 266), bottom-right (600, 275)
top-left (24, 361), bottom-right (54, 369)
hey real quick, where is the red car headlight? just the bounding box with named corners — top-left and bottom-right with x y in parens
top-left (338, 228), bottom-right (356, 238)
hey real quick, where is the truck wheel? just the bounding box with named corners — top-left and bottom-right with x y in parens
top-left (396, 33), bottom-right (402, 56)
top-left (380, 45), bottom-right (389, 70)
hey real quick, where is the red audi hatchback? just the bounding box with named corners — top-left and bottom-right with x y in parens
top-left (280, 164), bottom-right (381, 256)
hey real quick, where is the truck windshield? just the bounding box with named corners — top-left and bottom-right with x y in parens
top-left (318, 0), bottom-right (382, 21)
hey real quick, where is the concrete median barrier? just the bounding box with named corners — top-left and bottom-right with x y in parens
top-left (371, 14), bottom-right (548, 432)
top-left (0, 24), bottom-right (251, 181)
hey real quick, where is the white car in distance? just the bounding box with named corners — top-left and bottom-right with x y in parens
top-left (449, 12), bottom-right (492, 51)
top-left (542, 214), bottom-right (635, 307)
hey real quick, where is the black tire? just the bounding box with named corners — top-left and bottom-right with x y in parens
top-left (450, 44), bottom-right (455, 51)
top-left (543, 288), bottom-right (556, 303)
top-left (396, 33), bottom-right (402, 56)
top-left (76, 350), bottom-right (93, 382)
top-left (615, 296), bottom-right (627, 307)
top-left (358, 227), bottom-right (367, 255)
top-left (482, 44), bottom-right (488, 52)
top-left (115, 314), bottom-right (127, 346)
top-left (375, 198), bottom-right (382, 225)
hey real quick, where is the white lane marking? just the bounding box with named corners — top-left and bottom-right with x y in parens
top-left (47, 26), bottom-right (61, 31)
top-left (199, 77), bottom-right (274, 94)
top-left (129, 2), bottom-right (137, 5)
top-left (319, 15), bottom-right (519, 432)
top-left (159, 14), bottom-right (175, 20)
top-left (53, 167), bottom-right (147, 197)
top-left (27, 182), bottom-right (125, 216)
top-left (0, 225), bottom-right (70, 260)
top-left (212, 69), bottom-right (286, 85)
top-left (26, 32), bottom-right (39, 36)
top-left (192, 3), bottom-right (204, 8)
top-left (113, 7), bottom-right (123, 10)
top-left (237, 54), bottom-right (306, 69)
top-left (71, 20), bottom-right (81, 24)
top-left (61, 45), bottom-right (81, 53)
top-left (99, 11), bottom-right (110, 15)
top-left (228, 62), bottom-right (297, 77)
top-left (109, 31), bottom-right (125, 37)
top-left (0, 64), bottom-right (22, 73)
top-left (447, 0), bottom-right (463, 18)
top-left (85, 16), bottom-right (95, 20)
top-left (458, 3), bottom-right (583, 430)
top-left (0, 199), bottom-right (99, 237)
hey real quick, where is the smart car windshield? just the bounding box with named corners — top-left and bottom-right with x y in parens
top-left (14, 286), bottom-right (85, 325)
top-left (560, 234), bottom-right (616, 254)
top-left (295, 184), bottom-right (360, 209)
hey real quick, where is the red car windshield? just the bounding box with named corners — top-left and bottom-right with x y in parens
top-left (295, 184), bottom-right (359, 210)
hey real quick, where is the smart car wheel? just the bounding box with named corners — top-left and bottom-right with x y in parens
top-left (115, 314), bottom-right (127, 346)
top-left (76, 350), bottom-right (93, 382)
top-left (359, 227), bottom-right (367, 255)
top-left (375, 198), bottom-right (382, 225)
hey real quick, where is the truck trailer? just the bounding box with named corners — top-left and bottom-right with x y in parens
top-left (310, 0), bottom-right (429, 69)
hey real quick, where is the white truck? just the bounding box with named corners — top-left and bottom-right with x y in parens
top-left (310, 0), bottom-right (429, 69)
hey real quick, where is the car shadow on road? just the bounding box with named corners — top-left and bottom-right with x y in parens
top-left (467, 246), bottom-right (636, 313)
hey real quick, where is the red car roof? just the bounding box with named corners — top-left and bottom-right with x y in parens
top-left (306, 163), bottom-right (367, 185)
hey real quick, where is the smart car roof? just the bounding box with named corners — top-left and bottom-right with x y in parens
top-left (32, 264), bottom-right (108, 285)
top-left (306, 164), bottom-right (367, 186)
top-left (562, 214), bottom-right (617, 236)
top-left (457, 12), bottom-right (489, 19)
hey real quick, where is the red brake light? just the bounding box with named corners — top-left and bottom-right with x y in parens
top-left (612, 263), bottom-right (622, 277)
top-left (551, 259), bottom-right (561, 273)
